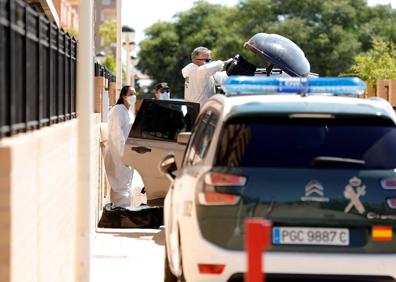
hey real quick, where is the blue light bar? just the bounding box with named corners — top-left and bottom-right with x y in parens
top-left (223, 76), bottom-right (366, 96)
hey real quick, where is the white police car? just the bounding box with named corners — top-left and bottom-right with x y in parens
top-left (160, 77), bottom-right (396, 282)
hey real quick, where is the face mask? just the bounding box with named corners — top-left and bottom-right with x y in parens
top-left (127, 95), bottom-right (136, 105)
top-left (160, 92), bottom-right (170, 100)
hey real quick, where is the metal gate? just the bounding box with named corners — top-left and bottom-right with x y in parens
top-left (0, 0), bottom-right (77, 138)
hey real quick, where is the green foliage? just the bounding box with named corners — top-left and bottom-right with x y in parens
top-left (97, 20), bottom-right (117, 76)
top-left (103, 53), bottom-right (116, 74)
top-left (137, 22), bottom-right (179, 88)
top-left (350, 40), bottom-right (396, 87)
top-left (98, 20), bottom-right (117, 49)
top-left (358, 5), bottom-right (396, 50)
top-left (137, 1), bottom-right (238, 97)
top-left (137, 0), bottom-right (396, 97)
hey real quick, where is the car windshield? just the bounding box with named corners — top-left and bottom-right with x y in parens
top-left (215, 117), bottom-right (396, 169)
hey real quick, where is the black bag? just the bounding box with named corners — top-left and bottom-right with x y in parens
top-left (225, 54), bottom-right (257, 76)
top-left (98, 203), bottom-right (163, 229)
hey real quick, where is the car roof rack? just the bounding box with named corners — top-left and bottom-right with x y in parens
top-left (255, 66), bottom-right (319, 78)
top-left (255, 66), bottom-right (284, 76)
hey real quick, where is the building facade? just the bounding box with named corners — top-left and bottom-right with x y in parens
top-left (95, 0), bottom-right (116, 53)
top-left (53, 0), bottom-right (79, 33)
top-left (27, 0), bottom-right (79, 33)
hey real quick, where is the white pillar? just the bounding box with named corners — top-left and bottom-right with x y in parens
top-left (131, 57), bottom-right (137, 89)
top-left (116, 0), bottom-right (122, 92)
top-left (125, 42), bottom-right (131, 85)
top-left (76, 0), bottom-right (94, 280)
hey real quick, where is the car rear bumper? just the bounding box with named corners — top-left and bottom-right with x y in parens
top-left (181, 223), bottom-right (396, 282)
top-left (228, 273), bottom-right (396, 282)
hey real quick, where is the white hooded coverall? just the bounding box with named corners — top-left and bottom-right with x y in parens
top-left (182, 60), bottom-right (228, 107)
top-left (104, 104), bottom-right (135, 208)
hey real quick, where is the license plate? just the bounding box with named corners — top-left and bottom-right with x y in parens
top-left (273, 227), bottom-right (349, 246)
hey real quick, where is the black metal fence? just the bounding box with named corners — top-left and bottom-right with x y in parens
top-left (95, 62), bottom-right (116, 90)
top-left (0, 0), bottom-right (77, 139)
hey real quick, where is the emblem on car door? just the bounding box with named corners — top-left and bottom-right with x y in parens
top-left (301, 180), bottom-right (329, 202)
top-left (344, 177), bottom-right (366, 214)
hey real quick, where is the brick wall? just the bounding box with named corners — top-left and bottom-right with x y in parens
top-left (377, 79), bottom-right (396, 106)
top-left (364, 79), bottom-right (396, 106)
top-left (0, 114), bottom-right (103, 282)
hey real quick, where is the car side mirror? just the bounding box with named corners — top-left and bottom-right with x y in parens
top-left (177, 132), bottom-right (191, 145)
top-left (160, 153), bottom-right (177, 181)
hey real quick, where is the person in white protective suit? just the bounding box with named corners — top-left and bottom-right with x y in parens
top-left (182, 46), bottom-right (230, 107)
top-left (105, 86), bottom-right (146, 209)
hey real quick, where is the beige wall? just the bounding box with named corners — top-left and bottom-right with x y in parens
top-left (0, 114), bottom-right (103, 282)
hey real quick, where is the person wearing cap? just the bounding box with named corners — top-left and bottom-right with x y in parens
top-left (154, 82), bottom-right (171, 100)
top-left (104, 85), bottom-right (146, 209)
top-left (182, 46), bottom-right (230, 107)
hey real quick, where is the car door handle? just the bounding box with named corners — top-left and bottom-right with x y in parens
top-left (131, 146), bottom-right (152, 154)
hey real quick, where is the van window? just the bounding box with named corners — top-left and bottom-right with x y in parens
top-left (130, 100), bottom-right (199, 142)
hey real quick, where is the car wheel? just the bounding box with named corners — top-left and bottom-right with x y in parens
top-left (178, 233), bottom-right (186, 282)
top-left (164, 244), bottom-right (178, 282)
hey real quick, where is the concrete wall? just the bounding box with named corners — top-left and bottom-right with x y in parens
top-left (0, 114), bottom-right (103, 282)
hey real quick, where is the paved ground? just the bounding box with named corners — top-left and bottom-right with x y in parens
top-left (92, 228), bottom-right (165, 282)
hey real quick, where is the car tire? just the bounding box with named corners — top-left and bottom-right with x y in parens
top-left (164, 244), bottom-right (178, 282)
top-left (178, 234), bottom-right (186, 282)
top-left (164, 234), bottom-right (187, 282)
